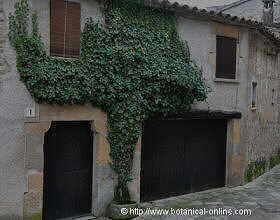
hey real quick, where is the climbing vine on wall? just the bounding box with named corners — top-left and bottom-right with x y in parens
top-left (244, 158), bottom-right (266, 183)
top-left (9, 0), bottom-right (208, 203)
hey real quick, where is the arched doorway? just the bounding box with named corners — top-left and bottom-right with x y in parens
top-left (43, 121), bottom-right (94, 219)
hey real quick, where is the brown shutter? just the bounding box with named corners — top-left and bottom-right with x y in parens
top-left (50, 0), bottom-right (66, 57)
top-left (65, 1), bottom-right (81, 57)
top-left (216, 36), bottom-right (237, 79)
top-left (50, 0), bottom-right (81, 57)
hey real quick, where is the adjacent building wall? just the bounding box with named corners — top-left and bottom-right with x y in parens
top-left (246, 31), bottom-right (280, 162)
top-left (177, 17), bottom-right (249, 185)
top-left (177, 13), bottom-right (280, 170)
top-left (177, 15), bottom-right (280, 179)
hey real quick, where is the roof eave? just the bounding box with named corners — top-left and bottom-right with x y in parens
top-left (143, 0), bottom-right (280, 48)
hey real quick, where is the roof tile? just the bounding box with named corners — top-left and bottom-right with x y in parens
top-left (144, 0), bottom-right (280, 47)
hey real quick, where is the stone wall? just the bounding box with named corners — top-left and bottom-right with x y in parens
top-left (0, 0), bottom-right (105, 219)
top-left (23, 104), bottom-right (121, 218)
top-left (177, 18), bottom-right (249, 113)
top-left (246, 31), bottom-right (280, 163)
top-left (0, 0), bottom-right (7, 76)
top-left (177, 15), bottom-right (280, 182)
top-left (23, 102), bottom-right (140, 218)
top-left (177, 18), bottom-right (249, 185)
top-left (0, 0), bottom-right (35, 219)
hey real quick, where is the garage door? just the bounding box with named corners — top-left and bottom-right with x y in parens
top-left (141, 119), bottom-right (227, 202)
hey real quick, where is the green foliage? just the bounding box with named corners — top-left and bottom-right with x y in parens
top-left (269, 150), bottom-right (280, 169)
top-left (245, 159), bottom-right (266, 183)
top-left (245, 151), bottom-right (280, 183)
top-left (9, 0), bottom-right (208, 203)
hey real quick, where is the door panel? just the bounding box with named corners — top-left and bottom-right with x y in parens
top-left (187, 120), bottom-right (227, 193)
top-left (141, 119), bottom-right (227, 202)
top-left (43, 121), bottom-right (93, 220)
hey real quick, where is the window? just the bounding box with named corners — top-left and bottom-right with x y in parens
top-left (252, 82), bottom-right (257, 109)
top-left (50, 0), bottom-right (81, 57)
top-left (216, 36), bottom-right (237, 79)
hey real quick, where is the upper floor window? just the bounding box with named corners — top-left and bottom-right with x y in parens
top-left (251, 81), bottom-right (257, 109)
top-left (50, 0), bottom-right (81, 58)
top-left (216, 36), bottom-right (237, 79)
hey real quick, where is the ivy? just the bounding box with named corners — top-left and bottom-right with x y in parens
top-left (9, 0), bottom-right (208, 203)
top-left (245, 159), bottom-right (266, 183)
top-left (269, 150), bottom-right (280, 169)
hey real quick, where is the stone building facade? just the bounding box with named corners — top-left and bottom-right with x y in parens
top-left (0, 0), bottom-right (280, 219)
top-left (1, 0), bottom-right (35, 218)
top-left (246, 31), bottom-right (280, 161)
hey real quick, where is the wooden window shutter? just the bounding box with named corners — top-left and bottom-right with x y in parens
top-left (65, 1), bottom-right (81, 57)
top-left (216, 36), bottom-right (237, 79)
top-left (50, 0), bottom-right (81, 57)
top-left (50, 0), bottom-right (66, 57)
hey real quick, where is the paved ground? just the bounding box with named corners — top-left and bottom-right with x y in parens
top-left (134, 165), bottom-right (280, 220)
top-left (97, 165), bottom-right (280, 220)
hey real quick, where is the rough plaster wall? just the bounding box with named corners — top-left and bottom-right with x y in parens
top-left (177, 17), bottom-right (250, 183)
top-left (0, 0), bottom-right (35, 218)
top-left (177, 16), bottom-right (280, 170)
top-left (0, 0), bottom-right (8, 76)
top-left (246, 32), bottom-right (280, 162)
top-left (222, 0), bottom-right (280, 23)
top-left (30, 0), bottom-right (50, 53)
top-left (0, 0), bottom-right (104, 218)
top-left (177, 17), bottom-right (249, 113)
top-left (81, 0), bottom-right (104, 31)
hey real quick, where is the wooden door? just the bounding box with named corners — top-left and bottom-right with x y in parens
top-left (141, 119), bottom-right (227, 202)
top-left (43, 121), bottom-right (93, 220)
top-left (186, 120), bottom-right (227, 193)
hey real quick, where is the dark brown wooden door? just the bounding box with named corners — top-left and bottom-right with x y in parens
top-left (43, 121), bottom-right (93, 220)
top-left (141, 119), bottom-right (227, 202)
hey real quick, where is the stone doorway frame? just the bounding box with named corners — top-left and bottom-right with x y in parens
top-left (22, 106), bottom-right (242, 219)
top-left (23, 104), bottom-right (120, 219)
top-left (136, 112), bottom-right (245, 202)
top-left (225, 118), bottom-right (245, 187)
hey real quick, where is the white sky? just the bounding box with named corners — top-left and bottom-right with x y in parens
top-left (169, 0), bottom-right (240, 9)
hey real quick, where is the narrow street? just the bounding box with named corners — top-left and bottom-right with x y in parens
top-left (132, 165), bottom-right (280, 220)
